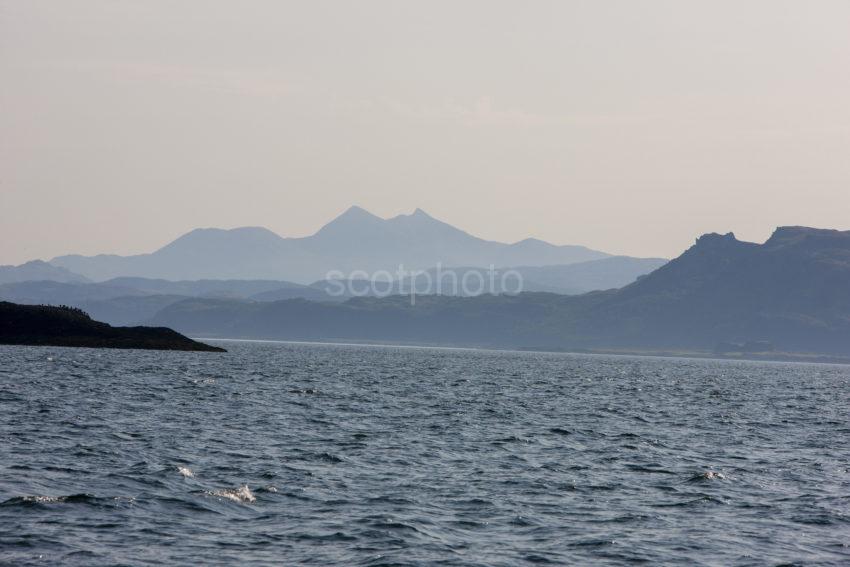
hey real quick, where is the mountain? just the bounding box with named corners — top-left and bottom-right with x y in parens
top-left (0, 280), bottom-right (188, 326)
top-left (0, 280), bottom-right (150, 305)
top-left (385, 257), bottom-right (669, 296)
top-left (104, 277), bottom-right (308, 298)
top-left (303, 256), bottom-right (667, 299)
top-left (147, 227), bottom-right (850, 358)
top-left (0, 301), bottom-right (224, 352)
top-left (50, 207), bottom-right (616, 283)
top-left (1, 259), bottom-right (655, 326)
top-left (570, 226), bottom-right (850, 353)
top-left (511, 256), bottom-right (668, 293)
top-left (0, 277), bottom-right (322, 326)
top-left (79, 295), bottom-right (190, 327)
top-left (0, 260), bottom-right (89, 284)
top-left (49, 227), bottom-right (315, 282)
top-left (146, 294), bottom-right (586, 346)
top-left (249, 286), bottom-right (340, 302)
top-left (309, 270), bottom-right (573, 297)
top-left (298, 207), bottom-right (610, 272)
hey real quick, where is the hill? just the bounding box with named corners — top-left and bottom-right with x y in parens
top-left (0, 278), bottom-right (325, 326)
top-left (0, 254), bottom-right (662, 324)
top-left (0, 260), bottom-right (89, 285)
top-left (0, 302), bottom-right (224, 352)
top-left (572, 227), bottom-right (850, 353)
top-left (510, 256), bottom-right (668, 293)
top-left (146, 227), bottom-right (850, 357)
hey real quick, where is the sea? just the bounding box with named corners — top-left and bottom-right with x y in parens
top-left (1, 340), bottom-right (848, 566)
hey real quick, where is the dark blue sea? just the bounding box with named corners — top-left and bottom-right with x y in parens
top-left (1, 341), bottom-right (849, 566)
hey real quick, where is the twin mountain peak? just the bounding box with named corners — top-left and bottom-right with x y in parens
top-left (49, 207), bottom-right (622, 283)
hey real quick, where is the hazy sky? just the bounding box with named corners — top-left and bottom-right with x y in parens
top-left (2, 1), bottom-right (850, 265)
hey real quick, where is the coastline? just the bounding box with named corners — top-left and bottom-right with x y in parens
top-left (194, 337), bottom-right (850, 366)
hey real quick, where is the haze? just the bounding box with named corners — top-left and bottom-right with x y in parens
top-left (2, 0), bottom-right (850, 265)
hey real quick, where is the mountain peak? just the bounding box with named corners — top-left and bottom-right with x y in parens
top-left (180, 226), bottom-right (279, 237)
top-left (313, 206), bottom-right (385, 238)
top-left (694, 232), bottom-right (738, 246)
top-left (155, 226), bottom-right (285, 255)
top-left (387, 208), bottom-right (436, 222)
top-left (0, 259), bottom-right (90, 284)
top-left (339, 205), bottom-right (382, 220)
top-left (764, 225), bottom-right (850, 252)
top-left (17, 259), bottom-right (50, 268)
top-left (512, 237), bottom-right (550, 247)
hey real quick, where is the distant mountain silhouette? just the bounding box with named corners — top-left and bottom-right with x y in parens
top-left (0, 255), bottom-right (666, 326)
top-left (306, 256), bottom-right (665, 297)
top-left (50, 227), bottom-right (307, 282)
top-left (0, 281), bottom-right (150, 305)
top-left (388, 257), bottom-right (668, 295)
top-left (104, 277), bottom-right (307, 298)
top-left (50, 207), bottom-right (619, 282)
top-left (0, 260), bottom-right (89, 285)
top-left (147, 227), bottom-right (850, 358)
top-left (249, 286), bottom-right (340, 302)
top-left (0, 302), bottom-right (223, 352)
top-left (510, 256), bottom-right (668, 293)
top-left (0, 278), bottom-right (320, 326)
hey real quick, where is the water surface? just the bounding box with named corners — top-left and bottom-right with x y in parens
top-left (1, 341), bottom-right (849, 565)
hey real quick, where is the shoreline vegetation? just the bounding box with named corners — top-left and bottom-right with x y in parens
top-left (0, 302), bottom-right (225, 352)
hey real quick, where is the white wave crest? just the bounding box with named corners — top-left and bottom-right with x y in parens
top-left (22, 495), bottom-right (63, 503)
top-left (209, 485), bottom-right (256, 503)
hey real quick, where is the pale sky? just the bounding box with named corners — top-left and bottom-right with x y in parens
top-left (2, 0), bottom-right (850, 265)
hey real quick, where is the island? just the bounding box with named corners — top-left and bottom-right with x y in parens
top-left (0, 301), bottom-right (225, 352)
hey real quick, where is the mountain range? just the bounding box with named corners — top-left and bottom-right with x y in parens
top-left (147, 227), bottom-right (850, 358)
top-left (0, 206), bottom-right (665, 325)
top-left (6, 220), bottom-right (848, 360)
top-left (0, 279), bottom-right (320, 326)
top-left (49, 206), bottom-right (630, 283)
top-left (0, 256), bottom-right (665, 326)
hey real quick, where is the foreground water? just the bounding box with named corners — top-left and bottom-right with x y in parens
top-left (1, 341), bottom-right (849, 565)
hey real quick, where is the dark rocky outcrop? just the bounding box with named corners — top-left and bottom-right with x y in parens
top-left (0, 302), bottom-right (224, 352)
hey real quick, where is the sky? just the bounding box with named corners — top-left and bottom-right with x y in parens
top-left (2, 0), bottom-right (850, 265)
